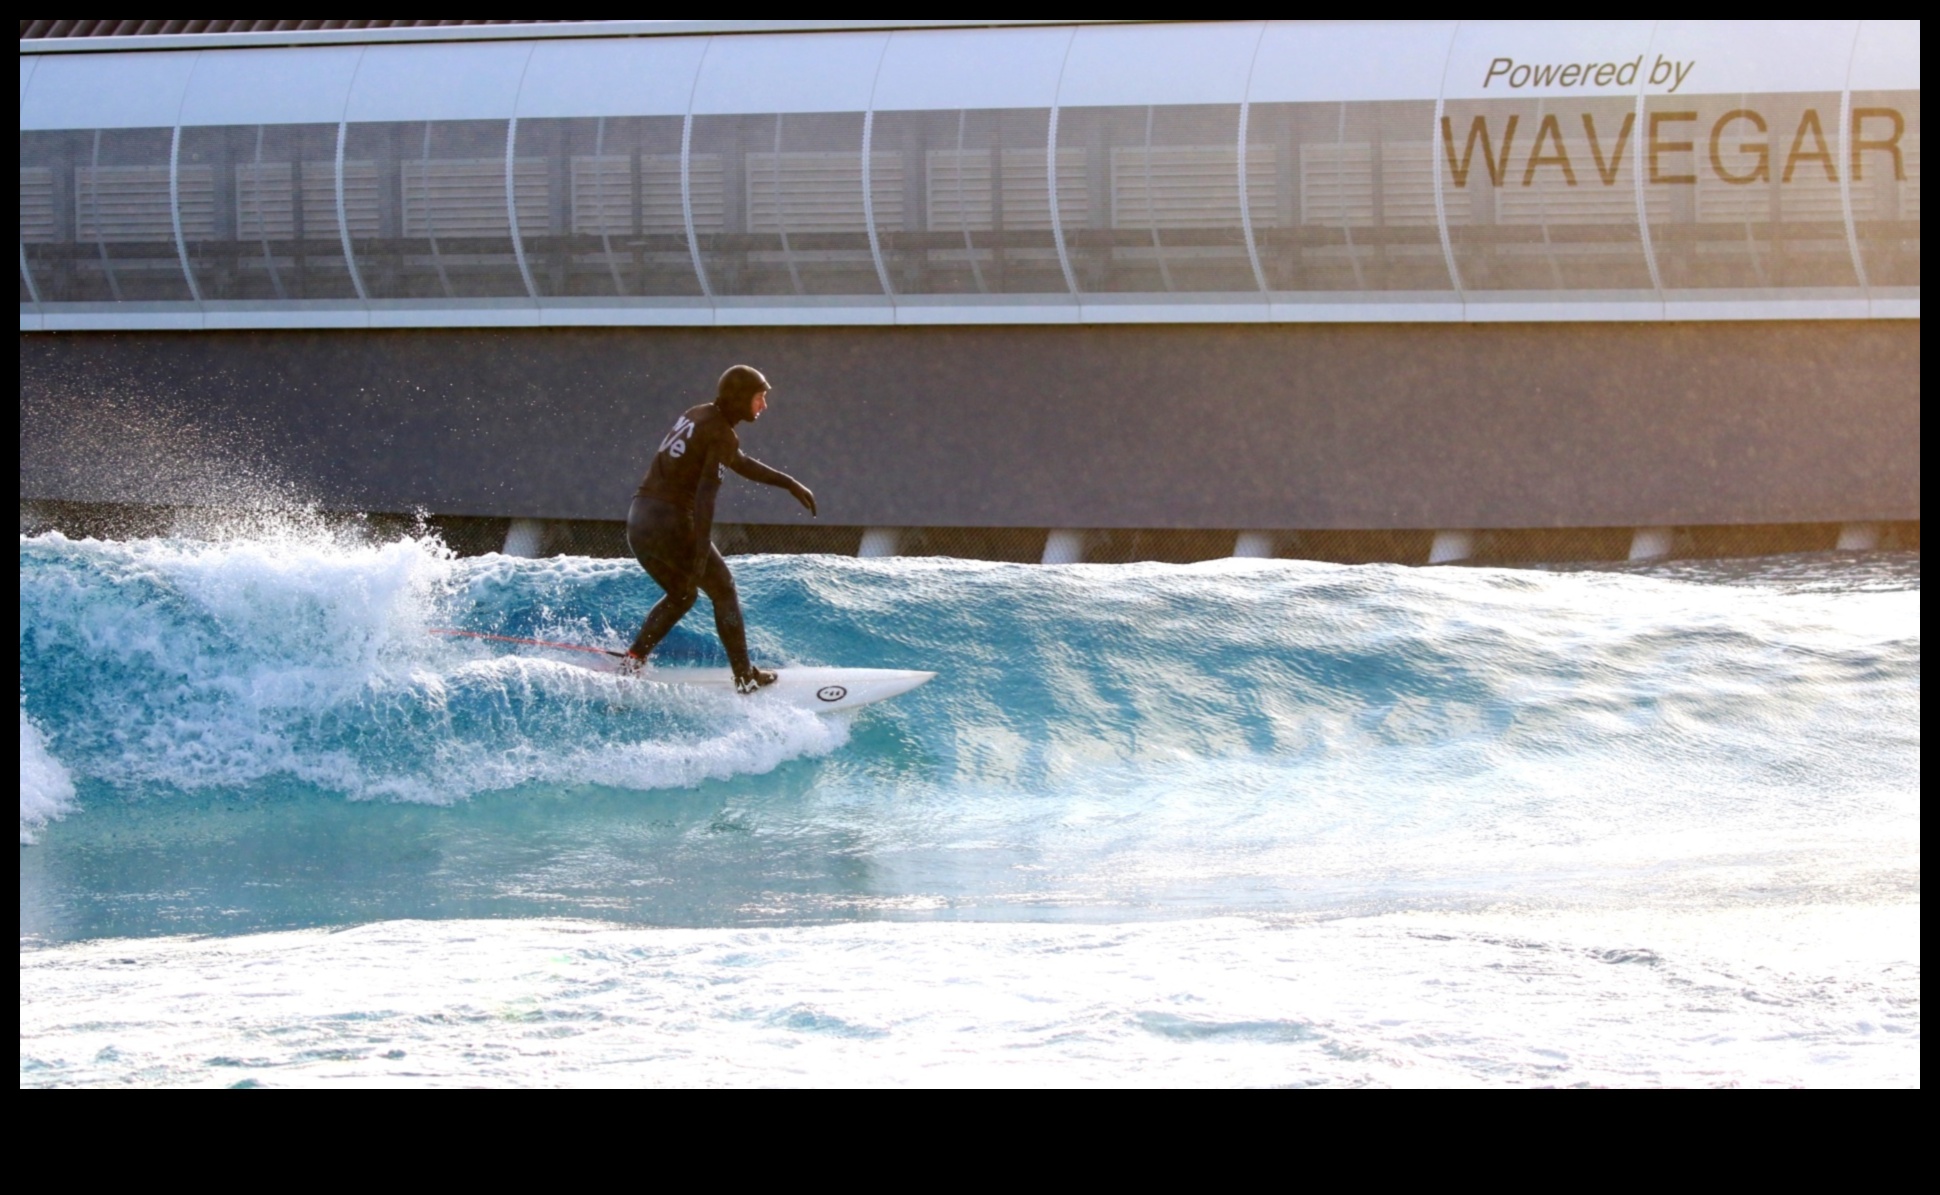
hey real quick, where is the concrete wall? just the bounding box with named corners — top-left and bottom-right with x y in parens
top-left (19, 320), bottom-right (1920, 530)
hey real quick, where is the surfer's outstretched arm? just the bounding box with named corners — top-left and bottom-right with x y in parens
top-left (728, 451), bottom-right (817, 516)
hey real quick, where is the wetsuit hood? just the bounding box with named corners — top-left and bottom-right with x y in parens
top-left (714, 363), bottom-right (770, 424)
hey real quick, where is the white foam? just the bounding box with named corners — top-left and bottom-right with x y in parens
top-left (20, 532), bottom-right (853, 805)
top-left (19, 905), bottom-right (1921, 1088)
top-left (346, 668), bottom-right (853, 804)
top-left (19, 706), bottom-right (76, 844)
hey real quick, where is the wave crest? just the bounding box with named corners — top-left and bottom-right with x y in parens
top-left (20, 706), bottom-right (76, 843)
top-left (18, 531), bottom-right (849, 808)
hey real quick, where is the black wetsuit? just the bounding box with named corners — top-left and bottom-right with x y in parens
top-left (626, 400), bottom-right (805, 678)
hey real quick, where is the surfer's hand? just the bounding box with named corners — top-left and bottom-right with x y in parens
top-left (791, 483), bottom-right (817, 517)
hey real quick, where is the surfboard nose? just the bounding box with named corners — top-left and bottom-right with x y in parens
top-left (873, 670), bottom-right (937, 700)
top-left (794, 668), bottom-right (935, 711)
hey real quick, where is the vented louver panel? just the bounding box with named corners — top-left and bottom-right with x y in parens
top-left (173, 171), bottom-right (215, 240)
top-left (1784, 171), bottom-right (1864, 222)
top-left (745, 152), bottom-right (902, 234)
top-left (1381, 142), bottom-right (1468, 227)
top-left (234, 162), bottom-right (292, 239)
top-left (401, 159), bottom-right (547, 238)
top-left (1301, 144), bottom-right (1374, 227)
top-left (689, 155), bottom-right (725, 234)
top-left (318, 162), bottom-right (379, 238)
top-left (569, 153), bottom-right (723, 235)
top-left (1027, 149), bottom-right (1087, 230)
top-left (570, 155), bottom-right (626, 234)
top-left (1694, 169), bottom-right (1862, 224)
top-left (926, 149), bottom-right (991, 232)
top-left (75, 165), bottom-right (215, 242)
top-left (1498, 142), bottom-right (1665, 225)
top-left (1110, 146), bottom-right (1275, 229)
top-left (926, 148), bottom-right (1087, 232)
top-left (234, 161), bottom-right (380, 239)
top-left (1695, 135), bottom-right (1776, 224)
top-left (1694, 134), bottom-right (1872, 225)
top-left (20, 168), bottom-right (56, 243)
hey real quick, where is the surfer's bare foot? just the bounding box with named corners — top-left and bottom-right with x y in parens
top-left (619, 651), bottom-right (645, 675)
top-left (735, 668), bottom-right (777, 694)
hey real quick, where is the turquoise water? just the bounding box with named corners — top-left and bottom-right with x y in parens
top-left (18, 531), bottom-right (1922, 1085)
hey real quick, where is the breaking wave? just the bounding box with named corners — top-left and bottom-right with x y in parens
top-left (17, 528), bottom-right (1921, 940)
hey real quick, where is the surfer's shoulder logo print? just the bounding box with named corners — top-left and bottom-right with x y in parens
top-left (660, 415), bottom-right (697, 459)
top-left (816, 685), bottom-right (848, 703)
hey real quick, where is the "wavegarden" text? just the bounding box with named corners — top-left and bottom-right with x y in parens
top-left (1440, 107), bottom-right (1908, 188)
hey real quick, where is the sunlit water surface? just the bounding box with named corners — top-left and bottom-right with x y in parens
top-left (19, 532), bottom-right (1920, 1086)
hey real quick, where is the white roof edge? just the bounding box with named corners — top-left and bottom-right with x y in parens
top-left (18, 19), bottom-right (1145, 55)
top-left (20, 296), bottom-right (1918, 333)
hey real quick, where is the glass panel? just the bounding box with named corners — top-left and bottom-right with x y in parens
top-left (875, 107), bottom-right (1067, 297)
top-left (872, 108), bottom-right (1056, 297)
top-left (173, 123), bottom-right (361, 301)
top-left (859, 109), bottom-right (933, 295)
top-left (16, 127), bottom-right (196, 302)
top-left (1849, 89), bottom-right (1919, 288)
top-left (171, 126), bottom-right (233, 300)
top-left (514, 115), bottom-right (701, 298)
top-left (1652, 92), bottom-right (1858, 292)
top-left (689, 111), bottom-right (885, 297)
top-left (236, 123), bottom-right (365, 300)
top-left (1249, 100), bottom-right (1456, 294)
top-left (1438, 96), bottom-right (1655, 293)
top-left (21, 91), bottom-right (1915, 315)
top-left (20, 131), bottom-right (62, 304)
top-left (337, 119), bottom-right (530, 300)
top-left (1046, 104), bottom-right (1261, 295)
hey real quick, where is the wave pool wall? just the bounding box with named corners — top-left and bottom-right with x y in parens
top-left (17, 319), bottom-right (1920, 532)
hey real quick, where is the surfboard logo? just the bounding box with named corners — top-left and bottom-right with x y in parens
top-left (816, 685), bottom-right (848, 703)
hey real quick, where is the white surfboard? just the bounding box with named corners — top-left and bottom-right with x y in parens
top-left (431, 629), bottom-right (933, 713)
top-left (589, 662), bottom-right (933, 713)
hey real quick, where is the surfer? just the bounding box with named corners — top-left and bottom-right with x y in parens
top-left (624, 365), bottom-right (816, 692)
